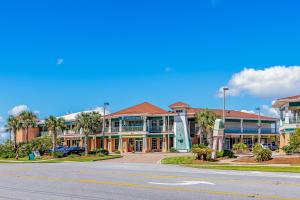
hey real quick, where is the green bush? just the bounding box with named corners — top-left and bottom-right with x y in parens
top-left (232, 143), bottom-right (248, 153)
top-left (68, 154), bottom-right (80, 158)
top-left (281, 145), bottom-right (294, 154)
top-left (255, 148), bottom-right (272, 162)
top-left (99, 148), bottom-right (109, 156)
top-left (17, 143), bottom-right (33, 158)
top-left (217, 150), bottom-right (235, 158)
top-left (0, 142), bottom-right (16, 158)
top-left (170, 147), bottom-right (178, 153)
top-left (114, 150), bottom-right (121, 154)
top-left (52, 151), bottom-right (64, 158)
top-left (191, 144), bottom-right (213, 161)
top-left (253, 144), bottom-right (263, 155)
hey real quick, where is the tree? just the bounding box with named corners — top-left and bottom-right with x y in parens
top-left (5, 115), bottom-right (21, 149)
top-left (18, 111), bottom-right (37, 144)
top-left (45, 116), bottom-right (66, 152)
top-left (195, 109), bottom-right (217, 148)
top-left (75, 112), bottom-right (102, 156)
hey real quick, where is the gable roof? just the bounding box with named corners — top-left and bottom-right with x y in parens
top-left (169, 102), bottom-right (190, 109)
top-left (187, 108), bottom-right (277, 121)
top-left (273, 94), bottom-right (300, 108)
top-left (277, 94), bottom-right (300, 100)
top-left (108, 102), bottom-right (170, 118)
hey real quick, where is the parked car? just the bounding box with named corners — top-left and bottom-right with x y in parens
top-left (262, 143), bottom-right (278, 151)
top-left (49, 145), bottom-right (66, 153)
top-left (65, 146), bottom-right (85, 155)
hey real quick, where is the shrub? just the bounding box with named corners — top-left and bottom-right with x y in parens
top-left (253, 143), bottom-right (263, 155)
top-left (255, 148), bottom-right (272, 162)
top-left (99, 148), bottom-right (109, 156)
top-left (281, 145), bottom-right (294, 154)
top-left (17, 143), bottom-right (33, 158)
top-left (191, 144), bottom-right (213, 161)
top-left (68, 154), bottom-right (80, 158)
top-left (0, 142), bottom-right (16, 158)
top-left (114, 150), bottom-right (121, 154)
top-left (170, 147), bottom-right (178, 153)
top-left (232, 143), bottom-right (248, 153)
top-left (217, 150), bottom-right (235, 158)
top-left (52, 151), bottom-right (64, 158)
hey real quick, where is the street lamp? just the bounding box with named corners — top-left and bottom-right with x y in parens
top-left (102, 102), bottom-right (109, 149)
top-left (256, 107), bottom-right (261, 144)
top-left (221, 87), bottom-right (229, 151)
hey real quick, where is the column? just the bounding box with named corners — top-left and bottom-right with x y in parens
top-left (240, 119), bottom-right (244, 133)
top-left (157, 137), bottom-right (161, 151)
top-left (143, 135), bottom-right (147, 153)
top-left (162, 134), bottom-right (167, 152)
top-left (108, 137), bottom-right (113, 153)
top-left (163, 116), bottom-right (166, 132)
top-left (143, 116), bottom-right (147, 132)
top-left (118, 136), bottom-right (123, 152)
top-left (119, 119), bottom-right (122, 132)
top-left (108, 119), bottom-right (112, 133)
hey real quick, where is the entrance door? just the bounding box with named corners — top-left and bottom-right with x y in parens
top-left (135, 139), bottom-right (143, 152)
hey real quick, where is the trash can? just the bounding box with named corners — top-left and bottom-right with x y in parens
top-left (28, 153), bottom-right (35, 161)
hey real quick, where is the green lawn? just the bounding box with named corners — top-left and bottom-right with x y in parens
top-left (162, 156), bottom-right (300, 173)
top-left (0, 155), bottom-right (121, 163)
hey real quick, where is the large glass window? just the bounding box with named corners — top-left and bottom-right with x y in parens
top-left (152, 138), bottom-right (157, 150)
top-left (114, 138), bottom-right (119, 150)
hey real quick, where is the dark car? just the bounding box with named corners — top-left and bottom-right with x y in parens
top-left (49, 146), bottom-right (66, 153)
top-left (66, 146), bottom-right (85, 155)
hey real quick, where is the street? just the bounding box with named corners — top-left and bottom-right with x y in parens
top-left (0, 162), bottom-right (299, 200)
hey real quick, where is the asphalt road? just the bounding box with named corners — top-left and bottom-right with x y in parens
top-left (0, 162), bottom-right (299, 200)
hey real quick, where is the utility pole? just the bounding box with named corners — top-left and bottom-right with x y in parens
top-left (221, 87), bottom-right (229, 151)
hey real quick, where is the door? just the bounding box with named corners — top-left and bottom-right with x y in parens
top-left (135, 139), bottom-right (143, 152)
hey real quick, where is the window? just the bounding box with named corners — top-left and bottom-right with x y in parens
top-left (152, 138), bottom-right (157, 150)
top-left (159, 138), bottom-right (163, 149)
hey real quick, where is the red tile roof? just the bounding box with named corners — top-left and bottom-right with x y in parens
top-left (108, 102), bottom-right (170, 117)
top-left (277, 94), bottom-right (300, 100)
top-left (169, 102), bottom-right (190, 109)
top-left (187, 108), bottom-right (277, 120)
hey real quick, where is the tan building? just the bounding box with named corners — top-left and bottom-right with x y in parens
top-left (16, 127), bottom-right (40, 144)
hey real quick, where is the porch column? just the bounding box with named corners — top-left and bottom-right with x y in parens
top-left (119, 119), bottom-right (122, 132)
top-left (143, 135), bottom-right (147, 153)
top-left (118, 136), bottom-right (123, 153)
top-left (163, 116), bottom-right (166, 132)
top-left (162, 134), bottom-right (167, 152)
top-left (108, 119), bottom-right (112, 133)
top-left (240, 119), bottom-right (244, 133)
top-left (108, 136), bottom-right (113, 153)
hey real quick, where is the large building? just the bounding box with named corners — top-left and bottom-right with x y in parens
top-left (41, 102), bottom-right (278, 153)
top-left (273, 94), bottom-right (300, 149)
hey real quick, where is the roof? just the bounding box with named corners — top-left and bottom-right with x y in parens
top-left (108, 102), bottom-right (170, 118)
top-left (169, 102), bottom-right (190, 109)
top-left (59, 107), bottom-right (108, 122)
top-left (273, 94), bottom-right (300, 108)
top-left (187, 108), bottom-right (277, 121)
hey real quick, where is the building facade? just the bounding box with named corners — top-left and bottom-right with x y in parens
top-left (273, 94), bottom-right (300, 149)
top-left (44, 102), bottom-right (278, 153)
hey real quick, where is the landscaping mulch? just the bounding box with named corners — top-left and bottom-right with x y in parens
top-left (234, 156), bottom-right (300, 164)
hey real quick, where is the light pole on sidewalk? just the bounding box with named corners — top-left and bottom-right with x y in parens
top-left (256, 107), bottom-right (261, 144)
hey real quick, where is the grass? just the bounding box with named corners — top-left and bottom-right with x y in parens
top-left (0, 154), bottom-right (121, 163)
top-left (161, 156), bottom-right (300, 173)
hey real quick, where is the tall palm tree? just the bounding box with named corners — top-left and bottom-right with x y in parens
top-left (18, 111), bottom-right (37, 143)
top-left (45, 116), bottom-right (66, 152)
top-left (5, 115), bottom-right (21, 149)
top-left (195, 109), bottom-right (217, 148)
top-left (75, 112), bottom-right (101, 156)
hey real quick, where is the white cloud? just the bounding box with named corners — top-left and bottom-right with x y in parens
top-left (241, 109), bottom-right (255, 114)
top-left (219, 66), bottom-right (300, 98)
top-left (164, 66), bottom-right (172, 72)
top-left (0, 126), bottom-right (5, 132)
top-left (0, 116), bottom-right (3, 122)
top-left (261, 104), bottom-right (279, 117)
top-left (8, 105), bottom-right (29, 116)
top-left (57, 58), bottom-right (64, 65)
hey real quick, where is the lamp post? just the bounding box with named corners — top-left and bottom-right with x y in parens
top-left (256, 107), bottom-right (261, 144)
top-left (221, 87), bottom-right (229, 151)
top-left (102, 102), bottom-right (109, 149)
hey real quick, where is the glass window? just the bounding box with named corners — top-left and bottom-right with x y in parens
top-left (152, 138), bottom-right (157, 150)
top-left (114, 138), bottom-right (119, 150)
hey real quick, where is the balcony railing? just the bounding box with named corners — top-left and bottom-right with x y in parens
top-left (122, 126), bottom-right (144, 132)
top-left (286, 117), bottom-right (300, 124)
top-left (111, 127), bottom-right (120, 132)
top-left (148, 126), bottom-right (163, 133)
top-left (225, 127), bottom-right (277, 134)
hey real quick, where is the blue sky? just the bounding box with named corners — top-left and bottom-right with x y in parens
top-left (1, 0), bottom-right (300, 130)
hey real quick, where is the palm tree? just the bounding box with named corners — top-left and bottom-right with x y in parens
top-left (195, 109), bottom-right (217, 148)
top-left (6, 115), bottom-right (21, 149)
top-left (75, 112), bottom-right (101, 156)
top-left (45, 116), bottom-right (66, 152)
top-left (18, 111), bottom-right (37, 143)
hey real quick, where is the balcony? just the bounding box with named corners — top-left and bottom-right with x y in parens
top-left (225, 127), bottom-right (277, 134)
top-left (225, 127), bottom-right (241, 133)
top-left (285, 117), bottom-right (300, 124)
top-left (64, 130), bottom-right (77, 135)
top-left (148, 126), bottom-right (163, 133)
top-left (111, 127), bottom-right (120, 132)
top-left (122, 126), bottom-right (143, 132)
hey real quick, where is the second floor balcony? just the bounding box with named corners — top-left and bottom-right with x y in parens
top-left (225, 126), bottom-right (277, 134)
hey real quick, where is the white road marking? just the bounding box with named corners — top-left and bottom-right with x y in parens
top-left (148, 181), bottom-right (215, 186)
